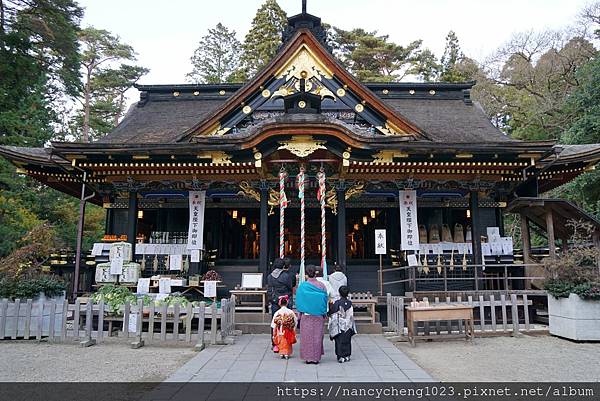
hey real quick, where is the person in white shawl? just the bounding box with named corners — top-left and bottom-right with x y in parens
top-left (327, 286), bottom-right (356, 363)
top-left (328, 264), bottom-right (348, 302)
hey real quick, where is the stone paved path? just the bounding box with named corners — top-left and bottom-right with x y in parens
top-left (165, 334), bottom-right (434, 383)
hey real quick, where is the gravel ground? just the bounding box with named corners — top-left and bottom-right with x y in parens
top-left (397, 335), bottom-right (600, 382)
top-left (0, 339), bottom-right (196, 382)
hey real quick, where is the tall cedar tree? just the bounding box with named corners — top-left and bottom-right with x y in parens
top-left (439, 31), bottom-right (465, 82)
top-left (0, 0), bottom-right (103, 257)
top-left (76, 27), bottom-right (148, 142)
top-left (237, 0), bottom-right (287, 80)
top-left (187, 23), bottom-right (241, 84)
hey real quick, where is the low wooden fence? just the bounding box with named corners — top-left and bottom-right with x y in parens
top-left (386, 292), bottom-right (542, 338)
top-left (0, 295), bottom-right (237, 349)
top-left (383, 263), bottom-right (544, 292)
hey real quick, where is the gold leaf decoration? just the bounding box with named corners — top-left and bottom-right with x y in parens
top-left (278, 136), bottom-right (327, 158)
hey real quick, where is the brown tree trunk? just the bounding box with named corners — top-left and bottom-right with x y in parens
top-left (0, 0), bottom-right (5, 36)
top-left (82, 66), bottom-right (92, 142)
top-left (114, 92), bottom-right (124, 126)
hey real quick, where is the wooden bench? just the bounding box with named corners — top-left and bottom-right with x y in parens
top-left (348, 292), bottom-right (377, 324)
top-left (406, 304), bottom-right (474, 346)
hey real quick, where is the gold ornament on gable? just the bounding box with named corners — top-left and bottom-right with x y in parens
top-left (278, 136), bottom-right (327, 158)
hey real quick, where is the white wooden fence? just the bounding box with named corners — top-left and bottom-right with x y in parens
top-left (386, 292), bottom-right (542, 338)
top-left (0, 295), bottom-right (237, 349)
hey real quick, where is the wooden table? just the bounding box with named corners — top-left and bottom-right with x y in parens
top-left (406, 304), bottom-right (474, 346)
top-left (229, 289), bottom-right (267, 312)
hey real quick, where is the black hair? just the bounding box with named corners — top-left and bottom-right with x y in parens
top-left (272, 258), bottom-right (285, 270)
top-left (283, 257), bottom-right (291, 269)
top-left (338, 285), bottom-right (349, 298)
top-left (305, 265), bottom-right (316, 278)
top-left (334, 264), bottom-right (343, 272)
top-left (279, 297), bottom-right (288, 306)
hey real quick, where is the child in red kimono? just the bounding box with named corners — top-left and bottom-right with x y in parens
top-left (271, 295), bottom-right (297, 359)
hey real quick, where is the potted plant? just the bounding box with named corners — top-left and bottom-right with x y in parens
top-left (544, 221), bottom-right (600, 341)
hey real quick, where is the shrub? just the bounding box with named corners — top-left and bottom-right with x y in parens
top-left (0, 275), bottom-right (66, 299)
top-left (543, 220), bottom-right (600, 300)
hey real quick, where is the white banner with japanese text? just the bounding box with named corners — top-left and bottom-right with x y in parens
top-left (399, 190), bottom-right (420, 250)
top-left (187, 191), bottom-right (206, 250)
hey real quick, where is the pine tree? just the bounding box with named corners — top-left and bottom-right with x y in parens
top-left (76, 27), bottom-right (148, 142)
top-left (238, 0), bottom-right (288, 80)
top-left (330, 28), bottom-right (427, 82)
top-left (187, 23), bottom-right (241, 84)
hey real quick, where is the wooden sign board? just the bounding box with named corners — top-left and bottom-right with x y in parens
top-left (241, 273), bottom-right (263, 289)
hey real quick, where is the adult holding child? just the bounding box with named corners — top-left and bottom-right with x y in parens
top-left (296, 265), bottom-right (328, 364)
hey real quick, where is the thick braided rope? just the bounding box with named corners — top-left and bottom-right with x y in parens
top-left (317, 170), bottom-right (328, 279)
top-left (279, 169), bottom-right (286, 259)
top-left (297, 168), bottom-right (305, 283)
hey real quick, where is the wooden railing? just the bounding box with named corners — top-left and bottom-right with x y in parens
top-left (0, 295), bottom-right (237, 349)
top-left (383, 263), bottom-right (545, 292)
top-left (385, 292), bottom-right (544, 338)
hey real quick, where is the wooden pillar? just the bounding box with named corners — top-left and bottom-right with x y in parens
top-left (545, 209), bottom-right (556, 258)
top-left (127, 191), bottom-right (138, 257)
top-left (496, 207), bottom-right (505, 237)
top-left (520, 213), bottom-right (532, 264)
top-left (336, 186), bottom-right (347, 268)
top-left (259, 182), bottom-right (269, 274)
top-left (73, 172), bottom-right (92, 299)
top-left (470, 191), bottom-right (482, 266)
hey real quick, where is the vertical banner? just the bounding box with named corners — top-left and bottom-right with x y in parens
top-left (187, 191), bottom-right (206, 250)
top-left (375, 229), bottom-right (387, 255)
top-left (399, 190), bottom-right (420, 250)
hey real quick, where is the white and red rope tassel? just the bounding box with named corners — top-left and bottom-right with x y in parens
top-left (317, 168), bottom-right (328, 279)
top-left (297, 167), bottom-right (306, 283)
top-left (279, 168), bottom-right (288, 259)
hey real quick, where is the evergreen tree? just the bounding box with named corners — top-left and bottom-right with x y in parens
top-left (187, 23), bottom-right (241, 84)
top-left (410, 48), bottom-right (440, 82)
top-left (330, 28), bottom-right (428, 82)
top-left (439, 30), bottom-right (469, 82)
top-left (237, 0), bottom-right (287, 80)
top-left (76, 27), bottom-right (148, 142)
top-left (0, 0), bottom-right (108, 257)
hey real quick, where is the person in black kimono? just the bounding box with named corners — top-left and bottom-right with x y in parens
top-left (267, 258), bottom-right (294, 351)
top-left (327, 285), bottom-right (356, 363)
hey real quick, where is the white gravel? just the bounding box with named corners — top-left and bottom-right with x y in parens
top-left (0, 339), bottom-right (196, 382)
top-left (397, 335), bottom-right (600, 382)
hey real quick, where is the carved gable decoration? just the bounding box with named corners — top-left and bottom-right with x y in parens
top-left (180, 29), bottom-right (425, 142)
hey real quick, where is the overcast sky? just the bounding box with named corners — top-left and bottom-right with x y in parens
top-left (77, 0), bottom-right (591, 94)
